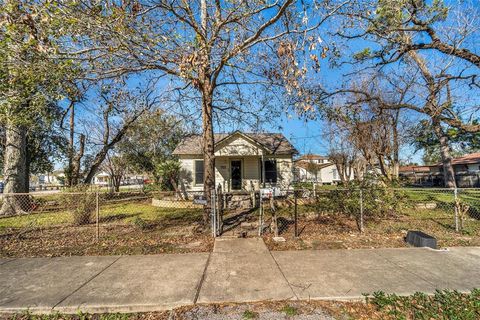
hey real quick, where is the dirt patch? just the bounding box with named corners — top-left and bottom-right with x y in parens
top-left (264, 214), bottom-right (480, 251)
top-left (0, 224), bottom-right (213, 257)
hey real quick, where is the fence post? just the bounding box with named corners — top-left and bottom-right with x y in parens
top-left (359, 189), bottom-right (364, 233)
top-left (258, 195), bottom-right (263, 236)
top-left (294, 189), bottom-right (298, 238)
top-left (454, 187), bottom-right (459, 233)
top-left (95, 191), bottom-right (100, 241)
top-left (211, 188), bottom-right (217, 237)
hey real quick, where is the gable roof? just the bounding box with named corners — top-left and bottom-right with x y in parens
top-left (296, 154), bottom-right (329, 161)
top-left (173, 131), bottom-right (298, 155)
top-left (295, 160), bottom-right (333, 171)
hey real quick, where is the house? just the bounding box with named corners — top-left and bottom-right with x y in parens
top-left (93, 171), bottom-right (110, 186)
top-left (37, 169), bottom-right (66, 186)
top-left (399, 165), bottom-right (438, 186)
top-left (399, 152), bottom-right (480, 187)
top-left (293, 154), bottom-right (343, 184)
top-left (172, 131), bottom-right (298, 192)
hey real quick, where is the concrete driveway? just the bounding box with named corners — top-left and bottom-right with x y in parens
top-left (1, 239), bottom-right (480, 314)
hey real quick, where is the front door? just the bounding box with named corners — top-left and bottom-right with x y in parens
top-left (231, 160), bottom-right (242, 190)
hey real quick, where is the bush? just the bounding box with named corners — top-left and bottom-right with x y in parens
top-left (311, 176), bottom-right (406, 227)
top-left (366, 289), bottom-right (480, 319)
top-left (61, 187), bottom-right (97, 225)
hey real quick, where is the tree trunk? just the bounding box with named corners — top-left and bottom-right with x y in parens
top-left (202, 84), bottom-right (215, 225)
top-left (24, 135), bottom-right (30, 192)
top-left (66, 102), bottom-right (75, 186)
top-left (70, 134), bottom-right (85, 186)
top-left (113, 176), bottom-right (121, 192)
top-left (0, 121), bottom-right (28, 215)
top-left (84, 148), bottom-right (108, 184)
top-left (432, 119), bottom-right (456, 188)
top-left (392, 110), bottom-right (400, 180)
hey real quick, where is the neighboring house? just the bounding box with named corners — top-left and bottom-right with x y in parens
top-left (172, 131), bottom-right (298, 192)
top-left (37, 169), bottom-right (66, 185)
top-left (294, 154), bottom-right (344, 184)
top-left (399, 152), bottom-right (480, 187)
top-left (93, 171), bottom-right (110, 186)
top-left (399, 165), bottom-right (438, 186)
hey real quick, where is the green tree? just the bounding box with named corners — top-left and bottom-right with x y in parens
top-left (118, 109), bottom-right (185, 186)
top-left (0, 1), bottom-right (79, 214)
top-left (66, 0), bottom-right (341, 223)
top-left (411, 120), bottom-right (480, 165)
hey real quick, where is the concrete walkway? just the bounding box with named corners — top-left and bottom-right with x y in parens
top-left (1, 239), bottom-right (480, 314)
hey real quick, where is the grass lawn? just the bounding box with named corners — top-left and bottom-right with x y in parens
top-left (0, 200), bottom-right (212, 257)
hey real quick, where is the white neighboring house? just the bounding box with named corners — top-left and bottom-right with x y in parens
top-left (173, 131), bottom-right (298, 192)
top-left (93, 171), bottom-right (110, 186)
top-left (37, 169), bottom-right (66, 185)
top-left (294, 154), bottom-right (346, 184)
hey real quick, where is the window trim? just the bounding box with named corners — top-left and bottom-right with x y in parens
top-left (194, 160), bottom-right (204, 186)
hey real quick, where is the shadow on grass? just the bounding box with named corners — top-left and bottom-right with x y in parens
top-left (99, 212), bottom-right (142, 223)
top-left (429, 217), bottom-right (456, 231)
top-left (135, 209), bottom-right (205, 232)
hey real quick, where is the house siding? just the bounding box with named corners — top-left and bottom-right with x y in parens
top-left (178, 154), bottom-right (294, 191)
top-left (178, 155), bottom-right (203, 192)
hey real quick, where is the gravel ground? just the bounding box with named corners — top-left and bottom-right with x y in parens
top-left (174, 302), bottom-right (337, 320)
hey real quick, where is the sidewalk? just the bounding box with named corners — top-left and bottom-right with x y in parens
top-left (1, 238), bottom-right (480, 314)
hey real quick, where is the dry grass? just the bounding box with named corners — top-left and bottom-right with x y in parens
top-left (0, 200), bottom-right (212, 257)
top-left (264, 206), bottom-right (480, 251)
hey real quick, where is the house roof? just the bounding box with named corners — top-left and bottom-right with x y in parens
top-left (399, 153), bottom-right (480, 173)
top-left (172, 131), bottom-right (298, 155)
top-left (449, 153), bottom-right (480, 165)
top-left (399, 165), bottom-right (433, 173)
top-left (295, 160), bottom-right (333, 171)
top-left (296, 154), bottom-right (329, 161)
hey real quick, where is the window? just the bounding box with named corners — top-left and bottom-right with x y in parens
top-left (332, 168), bottom-right (338, 180)
top-left (194, 160), bottom-right (204, 185)
top-left (264, 160), bottom-right (277, 183)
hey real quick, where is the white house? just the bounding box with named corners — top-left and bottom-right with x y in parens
top-left (294, 154), bottom-right (344, 184)
top-left (173, 131), bottom-right (298, 192)
top-left (37, 169), bottom-right (66, 185)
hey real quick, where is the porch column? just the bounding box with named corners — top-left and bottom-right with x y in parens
top-left (261, 154), bottom-right (265, 188)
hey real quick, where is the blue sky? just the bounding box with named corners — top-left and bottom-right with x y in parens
top-left (71, 0), bottom-right (479, 166)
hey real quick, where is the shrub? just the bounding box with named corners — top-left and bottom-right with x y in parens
top-left (366, 289), bottom-right (480, 319)
top-left (61, 187), bottom-right (97, 225)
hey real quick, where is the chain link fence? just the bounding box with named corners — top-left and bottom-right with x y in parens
top-left (0, 190), bottom-right (213, 257)
top-left (2, 187), bottom-right (479, 256)
top-left (258, 187), bottom-right (480, 249)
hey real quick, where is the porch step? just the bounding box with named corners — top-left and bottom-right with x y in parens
top-left (224, 193), bottom-right (255, 210)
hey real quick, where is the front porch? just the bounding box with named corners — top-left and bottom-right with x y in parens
top-left (214, 156), bottom-right (278, 192)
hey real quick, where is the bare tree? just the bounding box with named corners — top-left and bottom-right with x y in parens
top-left (81, 82), bottom-right (160, 185)
top-left (337, 0), bottom-right (480, 68)
top-left (103, 152), bottom-right (128, 193)
top-left (326, 123), bottom-right (366, 185)
top-left (320, 0), bottom-right (480, 187)
top-left (65, 0), bottom-right (349, 223)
